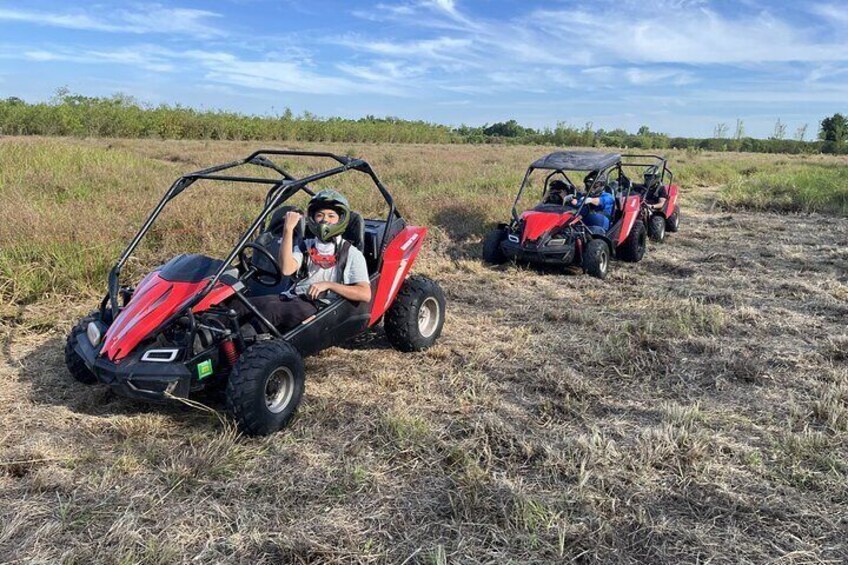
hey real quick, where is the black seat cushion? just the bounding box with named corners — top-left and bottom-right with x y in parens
top-left (266, 205), bottom-right (304, 239)
top-left (344, 212), bottom-right (365, 251)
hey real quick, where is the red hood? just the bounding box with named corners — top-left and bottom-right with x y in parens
top-left (520, 210), bottom-right (575, 243)
top-left (100, 272), bottom-right (234, 362)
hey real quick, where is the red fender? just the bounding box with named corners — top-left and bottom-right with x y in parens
top-left (193, 283), bottom-right (236, 313)
top-left (369, 226), bottom-right (427, 325)
top-left (616, 195), bottom-right (642, 245)
top-left (663, 184), bottom-right (680, 216)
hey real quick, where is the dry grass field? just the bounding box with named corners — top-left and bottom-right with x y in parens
top-left (0, 137), bottom-right (846, 563)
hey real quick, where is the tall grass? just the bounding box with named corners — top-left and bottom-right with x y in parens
top-left (720, 164), bottom-right (848, 215)
top-left (0, 137), bottom-right (845, 311)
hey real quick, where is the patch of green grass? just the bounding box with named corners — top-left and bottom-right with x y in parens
top-left (720, 164), bottom-right (848, 216)
top-left (0, 241), bottom-right (120, 304)
top-left (631, 302), bottom-right (727, 341)
top-left (378, 410), bottom-right (433, 450)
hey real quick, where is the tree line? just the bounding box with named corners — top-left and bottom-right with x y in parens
top-left (1, 89), bottom-right (846, 154)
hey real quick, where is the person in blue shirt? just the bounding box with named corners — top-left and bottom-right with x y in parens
top-left (569, 171), bottom-right (615, 231)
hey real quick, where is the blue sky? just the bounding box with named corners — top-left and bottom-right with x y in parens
top-left (1, 0), bottom-right (846, 137)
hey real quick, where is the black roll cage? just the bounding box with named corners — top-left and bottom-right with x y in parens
top-left (620, 154), bottom-right (674, 187)
top-left (510, 163), bottom-right (619, 222)
top-left (106, 149), bottom-right (399, 318)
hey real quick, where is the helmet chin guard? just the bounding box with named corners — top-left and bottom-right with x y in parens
top-left (307, 189), bottom-right (350, 242)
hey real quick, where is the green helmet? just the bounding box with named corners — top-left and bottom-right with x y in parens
top-left (307, 189), bottom-right (351, 242)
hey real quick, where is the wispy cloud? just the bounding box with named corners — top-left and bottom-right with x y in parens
top-left (336, 36), bottom-right (472, 64)
top-left (0, 4), bottom-right (225, 39)
top-left (20, 46), bottom-right (176, 72)
top-left (809, 3), bottom-right (848, 25)
top-left (624, 68), bottom-right (697, 86)
top-left (179, 50), bottom-right (411, 96)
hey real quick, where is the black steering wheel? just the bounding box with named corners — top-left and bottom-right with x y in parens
top-left (238, 242), bottom-right (283, 287)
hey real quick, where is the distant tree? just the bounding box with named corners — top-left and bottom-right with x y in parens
top-left (794, 123), bottom-right (808, 142)
top-left (820, 113), bottom-right (848, 153)
top-left (734, 119), bottom-right (745, 140)
top-left (772, 118), bottom-right (786, 140)
top-left (714, 123), bottom-right (728, 139)
top-left (637, 125), bottom-right (651, 136)
top-left (483, 119), bottom-right (533, 137)
top-left (581, 121), bottom-right (595, 146)
top-left (820, 113), bottom-right (847, 143)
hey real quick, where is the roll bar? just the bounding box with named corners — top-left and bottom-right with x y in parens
top-left (106, 150), bottom-right (398, 317)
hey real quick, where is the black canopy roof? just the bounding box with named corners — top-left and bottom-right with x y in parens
top-left (530, 151), bottom-right (621, 172)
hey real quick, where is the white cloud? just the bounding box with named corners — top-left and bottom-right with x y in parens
top-left (179, 50), bottom-right (410, 96)
top-left (624, 68), bottom-right (697, 86)
top-left (339, 60), bottom-right (426, 83)
top-left (0, 4), bottom-right (225, 39)
top-left (335, 36), bottom-right (472, 64)
top-left (21, 46), bottom-right (176, 72)
top-left (809, 3), bottom-right (848, 25)
top-left (8, 44), bottom-right (410, 96)
top-left (530, 7), bottom-right (848, 64)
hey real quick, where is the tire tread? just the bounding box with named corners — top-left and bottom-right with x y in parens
top-left (384, 275), bottom-right (445, 352)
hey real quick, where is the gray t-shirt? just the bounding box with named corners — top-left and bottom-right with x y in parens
top-left (286, 237), bottom-right (369, 298)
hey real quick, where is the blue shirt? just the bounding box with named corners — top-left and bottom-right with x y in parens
top-left (578, 192), bottom-right (614, 217)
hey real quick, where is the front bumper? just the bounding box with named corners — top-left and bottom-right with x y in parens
top-left (73, 333), bottom-right (192, 401)
top-left (500, 238), bottom-right (576, 266)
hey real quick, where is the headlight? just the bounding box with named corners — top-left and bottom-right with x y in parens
top-left (546, 237), bottom-right (567, 247)
top-left (86, 322), bottom-right (102, 346)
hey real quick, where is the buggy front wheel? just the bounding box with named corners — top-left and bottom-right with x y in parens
top-left (648, 214), bottom-right (666, 242)
top-left (226, 340), bottom-right (305, 436)
top-left (65, 312), bottom-right (101, 385)
top-left (583, 239), bottom-right (609, 280)
top-left (384, 275), bottom-right (446, 352)
top-left (618, 219), bottom-right (647, 262)
top-left (482, 228), bottom-right (507, 264)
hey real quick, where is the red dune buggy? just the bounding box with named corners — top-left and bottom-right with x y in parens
top-left (483, 151), bottom-right (647, 279)
top-left (65, 150), bottom-right (445, 436)
top-left (622, 154), bottom-right (681, 242)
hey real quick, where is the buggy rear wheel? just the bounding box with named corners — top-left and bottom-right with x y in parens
top-left (482, 228), bottom-right (507, 264)
top-left (583, 239), bottom-right (609, 279)
top-left (384, 275), bottom-right (446, 352)
top-left (65, 312), bottom-right (100, 385)
top-left (666, 205), bottom-right (680, 232)
top-left (225, 340), bottom-right (305, 436)
top-left (618, 219), bottom-right (647, 262)
top-left (648, 214), bottom-right (666, 242)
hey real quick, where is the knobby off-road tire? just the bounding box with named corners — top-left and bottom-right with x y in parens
top-left (666, 205), bottom-right (680, 232)
top-left (618, 219), bottom-right (647, 262)
top-left (482, 228), bottom-right (507, 265)
top-left (648, 214), bottom-right (666, 242)
top-left (64, 311), bottom-right (100, 384)
top-left (384, 275), bottom-right (446, 352)
top-left (226, 340), bottom-right (305, 437)
top-left (583, 239), bottom-right (609, 280)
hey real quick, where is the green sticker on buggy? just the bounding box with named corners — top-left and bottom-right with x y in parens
top-left (197, 359), bottom-right (213, 380)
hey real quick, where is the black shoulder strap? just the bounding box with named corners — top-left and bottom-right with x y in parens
top-left (295, 237), bottom-right (309, 280)
top-left (336, 240), bottom-right (352, 283)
